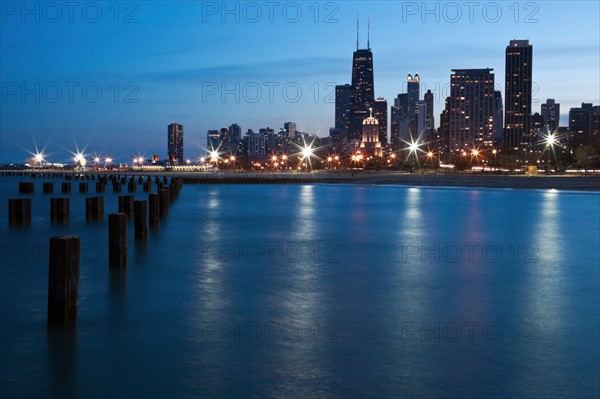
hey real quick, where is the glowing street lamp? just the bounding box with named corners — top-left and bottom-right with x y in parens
top-left (34, 152), bottom-right (45, 166)
top-left (545, 133), bottom-right (557, 172)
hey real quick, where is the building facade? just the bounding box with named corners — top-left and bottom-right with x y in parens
top-left (541, 99), bottom-right (560, 132)
top-left (504, 39), bottom-right (533, 151)
top-left (167, 122), bottom-right (184, 164)
top-left (448, 69), bottom-right (495, 152)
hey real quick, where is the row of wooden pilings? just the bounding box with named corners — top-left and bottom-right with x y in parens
top-left (8, 176), bottom-right (179, 227)
top-left (7, 175), bottom-right (184, 328)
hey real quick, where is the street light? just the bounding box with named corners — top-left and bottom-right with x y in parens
top-left (546, 133), bottom-right (556, 173)
top-left (34, 152), bottom-right (45, 169)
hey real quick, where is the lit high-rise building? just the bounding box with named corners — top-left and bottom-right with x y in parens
top-left (229, 123), bottom-right (242, 152)
top-left (504, 39), bottom-right (533, 151)
top-left (569, 103), bottom-right (600, 145)
top-left (167, 122), bottom-right (184, 164)
top-left (359, 108), bottom-right (382, 157)
top-left (406, 73), bottom-right (420, 123)
top-left (207, 130), bottom-right (220, 152)
top-left (415, 100), bottom-right (427, 139)
top-left (493, 91), bottom-right (504, 142)
top-left (284, 122), bottom-right (297, 139)
top-left (449, 69), bottom-right (495, 152)
top-left (372, 98), bottom-right (388, 145)
top-left (541, 99), bottom-right (560, 132)
top-left (424, 89), bottom-right (434, 132)
top-left (349, 19), bottom-right (375, 140)
top-left (335, 85), bottom-right (352, 133)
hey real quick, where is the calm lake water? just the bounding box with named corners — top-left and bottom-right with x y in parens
top-left (1, 177), bottom-right (599, 398)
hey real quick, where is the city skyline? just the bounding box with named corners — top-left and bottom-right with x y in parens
top-left (1, 1), bottom-right (599, 161)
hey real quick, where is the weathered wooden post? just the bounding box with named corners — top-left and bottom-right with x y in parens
top-left (148, 193), bottom-right (159, 228)
top-left (43, 182), bottom-right (54, 194)
top-left (19, 182), bottom-right (34, 194)
top-left (127, 179), bottom-right (136, 193)
top-left (158, 189), bottom-right (169, 217)
top-left (8, 199), bottom-right (31, 227)
top-left (85, 196), bottom-right (104, 222)
top-left (47, 235), bottom-right (80, 328)
top-left (50, 198), bottom-right (70, 224)
top-left (108, 213), bottom-right (127, 268)
top-left (61, 182), bottom-right (71, 194)
top-left (134, 200), bottom-right (148, 242)
top-left (118, 195), bottom-right (134, 218)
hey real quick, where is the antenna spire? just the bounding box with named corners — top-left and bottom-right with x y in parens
top-left (367, 15), bottom-right (370, 49)
top-left (356, 12), bottom-right (359, 50)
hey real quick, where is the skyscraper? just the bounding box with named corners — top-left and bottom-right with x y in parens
top-left (284, 122), bottom-right (297, 139)
top-left (415, 100), bottom-right (427, 139)
top-left (207, 130), bottom-right (220, 152)
top-left (219, 128), bottom-right (231, 154)
top-left (348, 19), bottom-right (375, 140)
top-left (569, 103), bottom-right (600, 145)
top-left (335, 84), bottom-right (352, 133)
top-left (167, 122), bottom-right (184, 164)
top-left (359, 108), bottom-right (382, 157)
top-left (493, 91), bottom-right (504, 142)
top-left (541, 99), bottom-right (560, 132)
top-left (424, 89), bottom-right (434, 133)
top-left (372, 98), bottom-right (388, 145)
top-left (449, 69), bottom-right (495, 152)
top-left (406, 74), bottom-right (420, 123)
top-left (229, 123), bottom-right (242, 152)
top-left (504, 39), bottom-right (533, 151)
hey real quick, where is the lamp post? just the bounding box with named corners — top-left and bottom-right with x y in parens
top-left (546, 134), bottom-right (556, 173)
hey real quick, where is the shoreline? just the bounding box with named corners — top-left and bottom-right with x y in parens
top-left (2, 170), bottom-right (599, 191)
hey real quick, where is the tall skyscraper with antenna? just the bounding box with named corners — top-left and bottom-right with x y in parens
top-left (349, 15), bottom-right (375, 140)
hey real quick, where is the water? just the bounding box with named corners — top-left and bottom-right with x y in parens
top-left (1, 177), bottom-right (599, 398)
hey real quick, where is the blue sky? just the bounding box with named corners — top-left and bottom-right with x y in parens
top-left (1, 0), bottom-right (599, 162)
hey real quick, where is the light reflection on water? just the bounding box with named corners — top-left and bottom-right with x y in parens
top-left (0, 178), bottom-right (598, 398)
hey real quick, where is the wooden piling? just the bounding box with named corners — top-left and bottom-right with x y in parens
top-left (43, 182), bottom-right (54, 194)
top-left (85, 196), bottom-right (104, 222)
top-left (109, 213), bottom-right (127, 268)
top-left (134, 200), bottom-right (148, 242)
top-left (19, 182), bottom-right (34, 194)
top-left (128, 179), bottom-right (136, 193)
top-left (47, 235), bottom-right (80, 328)
top-left (8, 198), bottom-right (31, 227)
top-left (148, 193), bottom-right (159, 228)
top-left (158, 189), bottom-right (169, 217)
top-left (118, 195), bottom-right (134, 218)
top-left (50, 198), bottom-right (70, 224)
top-left (61, 182), bottom-right (71, 194)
